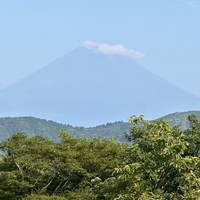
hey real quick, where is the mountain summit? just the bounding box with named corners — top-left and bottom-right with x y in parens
top-left (0, 43), bottom-right (199, 125)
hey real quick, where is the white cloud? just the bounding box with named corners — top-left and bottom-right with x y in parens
top-left (83, 40), bottom-right (145, 60)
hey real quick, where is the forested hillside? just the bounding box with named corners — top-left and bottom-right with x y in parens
top-left (0, 117), bottom-right (130, 142)
top-left (0, 115), bottom-right (199, 199)
top-left (159, 111), bottom-right (200, 129)
top-left (0, 111), bottom-right (200, 142)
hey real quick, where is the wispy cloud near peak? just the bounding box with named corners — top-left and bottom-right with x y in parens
top-left (83, 40), bottom-right (145, 60)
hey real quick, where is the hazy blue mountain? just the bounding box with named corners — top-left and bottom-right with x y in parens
top-left (0, 47), bottom-right (199, 126)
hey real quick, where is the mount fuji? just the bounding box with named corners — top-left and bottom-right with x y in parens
top-left (0, 42), bottom-right (199, 126)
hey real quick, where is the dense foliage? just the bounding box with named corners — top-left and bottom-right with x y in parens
top-left (0, 115), bottom-right (199, 199)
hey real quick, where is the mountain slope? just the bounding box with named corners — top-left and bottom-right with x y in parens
top-left (0, 47), bottom-right (199, 125)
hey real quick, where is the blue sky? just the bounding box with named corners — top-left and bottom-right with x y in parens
top-left (0, 0), bottom-right (200, 96)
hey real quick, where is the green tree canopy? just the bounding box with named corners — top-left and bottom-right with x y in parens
top-left (0, 115), bottom-right (199, 199)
